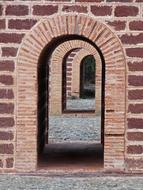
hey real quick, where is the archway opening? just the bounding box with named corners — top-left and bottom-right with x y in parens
top-left (80, 55), bottom-right (95, 99)
top-left (37, 35), bottom-right (104, 172)
top-left (17, 15), bottom-right (126, 172)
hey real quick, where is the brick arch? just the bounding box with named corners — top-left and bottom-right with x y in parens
top-left (50, 40), bottom-right (101, 115)
top-left (71, 48), bottom-right (101, 114)
top-left (17, 14), bottom-right (126, 172)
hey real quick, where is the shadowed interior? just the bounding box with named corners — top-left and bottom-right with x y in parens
top-left (38, 143), bottom-right (103, 171)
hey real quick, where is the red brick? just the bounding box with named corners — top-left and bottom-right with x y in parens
top-left (0, 144), bottom-right (14, 154)
top-left (6, 158), bottom-right (14, 168)
top-left (108, 0), bottom-right (132, 1)
top-left (76, 0), bottom-right (103, 1)
top-left (128, 90), bottom-right (143, 100)
top-left (128, 104), bottom-right (143, 114)
top-left (128, 75), bottom-right (143, 86)
top-left (0, 5), bottom-right (3, 16)
top-left (126, 159), bottom-right (143, 169)
top-left (128, 118), bottom-right (143, 129)
top-left (127, 145), bottom-right (143, 154)
top-left (128, 61), bottom-right (143, 71)
top-left (107, 21), bottom-right (126, 31)
top-left (0, 159), bottom-right (3, 168)
top-left (67, 68), bottom-right (72, 71)
top-left (62, 5), bottom-right (87, 13)
top-left (129, 21), bottom-right (143, 30)
top-left (0, 103), bottom-right (14, 114)
top-left (0, 19), bottom-right (5, 30)
top-left (0, 131), bottom-right (13, 140)
top-left (0, 75), bottom-right (13, 85)
top-left (33, 5), bottom-right (58, 16)
top-left (128, 132), bottom-right (143, 141)
top-left (0, 60), bottom-right (14, 72)
top-left (6, 5), bottom-right (29, 16)
top-left (115, 6), bottom-right (139, 17)
top-left (0, 117), bottom-right (14, 128)
top-left (126, 48), bottom-right (143, 58)
top-left (2, 47), bottom-right (18, 57)
top-left (136, 0), bottom-right (143, 2)
top-left (120, 33), bottom-right (143, 45)
top-left (91, 6), bottom-right (112, 16)
top-left (8, 19), bottom-right (37, 30)
top-left (0, 33), bottom-right (24, 43)
top-left (0, 89), bottom-right (14, 99)
top-left (44, 0), bottom-right (69, 2)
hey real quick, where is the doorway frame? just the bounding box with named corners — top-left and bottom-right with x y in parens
top-left (16, 14), bottom-right (126, 172)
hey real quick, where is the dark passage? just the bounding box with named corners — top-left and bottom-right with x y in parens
top-left (38, 143), bottom-right (103, 171)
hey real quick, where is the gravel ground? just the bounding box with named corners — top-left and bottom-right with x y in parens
top-left (49, 115), bottom-right (101, 143)
top-left (0, 175), bottom-right (143, 190)
top-left (66, 99), bottom-right (95, 110)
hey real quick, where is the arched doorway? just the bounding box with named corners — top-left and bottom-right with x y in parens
top-left (80, 55), bottom-right (96, 99)
top-left (16, 15), bottom-right (126, 173)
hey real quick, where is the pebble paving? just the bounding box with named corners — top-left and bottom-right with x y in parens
top-left (49, 115), bottom-right (101, 143)
top-left (0, 175), bottom-right (143, 190)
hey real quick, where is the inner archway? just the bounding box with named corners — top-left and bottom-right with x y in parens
top-left (16, 14), bottom-right (126, 173)
top-left (80, 55), bottom-right (96, 99)
top-left (38, 38), bottom-right (103, 171)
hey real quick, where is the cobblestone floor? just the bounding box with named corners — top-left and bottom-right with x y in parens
top-left (0, 175), bottom-right (143, 190)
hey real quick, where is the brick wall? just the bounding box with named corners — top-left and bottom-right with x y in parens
top-left (0, 0), bottom-right (143, 173)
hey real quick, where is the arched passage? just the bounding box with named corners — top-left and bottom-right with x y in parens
top-left (66, 48), bottom-right (101, 114)
top-left (17, 14), bottom-right (126, 172)
top-left (79, 55), bottom-right (96, 99)
top-left (50, 40), bottom-right (102, 115)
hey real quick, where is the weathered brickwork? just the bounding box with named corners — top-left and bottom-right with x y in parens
top-left (0, 0), bottom-right (142, 174)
